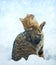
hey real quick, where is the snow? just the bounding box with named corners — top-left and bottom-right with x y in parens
top-left (0, 0), bottom-right (56, 65)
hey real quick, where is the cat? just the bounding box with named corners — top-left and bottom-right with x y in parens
top-left (12, 14), bottom-right (46, 61)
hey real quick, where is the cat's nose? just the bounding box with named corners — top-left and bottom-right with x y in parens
top-left (33, 35), bottom-right (41, 44)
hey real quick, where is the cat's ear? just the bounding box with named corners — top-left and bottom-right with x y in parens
top-left (19, 18), bottom-right (24, 22)
top-left (40, 21), bottom-right (46, 30)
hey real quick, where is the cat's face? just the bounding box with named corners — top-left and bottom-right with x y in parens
top-left (19, 14), bottom-right (34, 30)
top-left (26, 21), bottom-right (46, 45)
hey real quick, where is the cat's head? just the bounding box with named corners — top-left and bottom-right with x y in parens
top-left (26, 21), bottom-right (46, 45)
top-left (19, 14), bottom-right (34, 30)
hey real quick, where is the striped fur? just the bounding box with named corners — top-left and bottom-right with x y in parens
top-left (12, 14), bottom-right (46, 61)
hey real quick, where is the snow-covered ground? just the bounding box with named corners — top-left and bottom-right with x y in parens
top-left (0, 0), bottom-right (56, 65)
